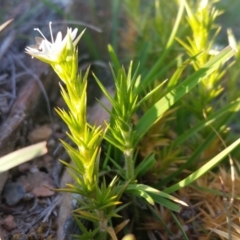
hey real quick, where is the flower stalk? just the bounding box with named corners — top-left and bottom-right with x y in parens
top-left (25, 23), bottom-right (128, 238)
top-left (26, 22), bottom-right (102, 193)
top-left (94, 61), bottom-right (141, 181)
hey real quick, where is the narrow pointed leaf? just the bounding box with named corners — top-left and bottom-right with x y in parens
top-left (172, 98), bottom-right (240, 147)
top-left (165, 137), bottom-right (240, 194)
top-left (135, 46), bottom-right (235, 141)
top-left (108, 44), bottom-right (121, 71)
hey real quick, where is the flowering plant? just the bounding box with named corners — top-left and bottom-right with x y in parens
top-left (26, 23), bottom-right (129, 239)
top-left (26, 17), bottom-right (239, 239)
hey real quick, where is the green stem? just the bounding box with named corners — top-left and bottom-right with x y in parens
top-left (122, 126), bottom-right (135, 180)
top-left (124, 147), bottom-right (134, 180)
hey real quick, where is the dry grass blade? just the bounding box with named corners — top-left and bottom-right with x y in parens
top-left (0, 141), bottom-right (47, 172)
top-left (0, 19), bottom-right (13, 32)
top-left (114, 219), bottom-right (130, 234)
top-left (209, 228), bottom-right (240, 240)
top-left (106, 226), bottom-right (118, 240)
top-left (232, 223), bottom-right (240, 234)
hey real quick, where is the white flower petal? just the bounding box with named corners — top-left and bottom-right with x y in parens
top-left (41, 40), bottom-right (52, 52)
top-left (25, 47), bottom-right (40, 53)
top-left (70, 28), bottom-right (78, 40)
top-left (26, 24), bottom-right (83, 64)
top-left (35, 37), bottom-right (44, 45)
top-left (55, 32), bottom-right (62, 44)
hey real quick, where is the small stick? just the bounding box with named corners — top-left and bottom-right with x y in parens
top-left (219, 176), bottom-right (232, 240)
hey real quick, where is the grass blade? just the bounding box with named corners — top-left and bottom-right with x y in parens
top-left (0, 142), bottom-right (47, 173)
top-left (135, 46), bottom-right (235, 141)
top-left (164, 137), bottom-right (240, 194)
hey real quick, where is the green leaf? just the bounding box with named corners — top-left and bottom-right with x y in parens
top-left (167, 53), bottom-right (201, 90)
top-left (93, 73), bottom-right (117, 110)
top-left (164, 137), bottom-right (240, 194)
top-left (129, 184), bottom-right (187, 206)
top-left (161, 109), bottom-right (238, 186)
top-left (141, 0), bottom-right (185, 89)
top-left (106, 157), bottom-right (125, 178)
top-left (135, 46), bottom-right (236, 142)
top-left (126, 184), bottom-right (186, 212)
top-left (172, 98), bottom-right (240, 148)
top-left (149, 194), bottom-right (181, 212)
top-left (108, 44), bottom-right (121, 71)
top-left (111, 0), bottom-right (121, 51)
top-left (74, 210), bottom-right (100, 222)
top-left (137, 79), bottom-right (167, 106)
top-left (171, 212), bottom-right (189, 239)
top-left (148, 204), bottom-right (173, 235)
top-left (128, 189), bottom-right (155, 205)
top-left (135, 153), bottom-right (156, 177)
top-left (72, 216), bottom-right (99, 239)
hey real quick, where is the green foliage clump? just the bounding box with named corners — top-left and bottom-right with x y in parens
top-left (25, 0), bottom-right (240, 239)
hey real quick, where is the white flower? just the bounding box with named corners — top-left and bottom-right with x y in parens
top-left (25, 22), bottom-right (85, 64)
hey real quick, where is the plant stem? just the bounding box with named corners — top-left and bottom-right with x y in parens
top-left (122, 126), bottom-right (135, 180)
top-left (124, 148), bottom-right (134, 180)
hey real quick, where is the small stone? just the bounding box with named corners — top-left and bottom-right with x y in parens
top-left (26, 171), bottom-right (56, 197)
top-left (28, 124), bottom-right (53, 143)
top-left (29, 165), bottom-right (39, 173)
top-left (1, 215), bottom-right (17, 231)
top-left (2, 182), bottom-right (26, 206)
top-left (31, 185), bottom-right (55, 197)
